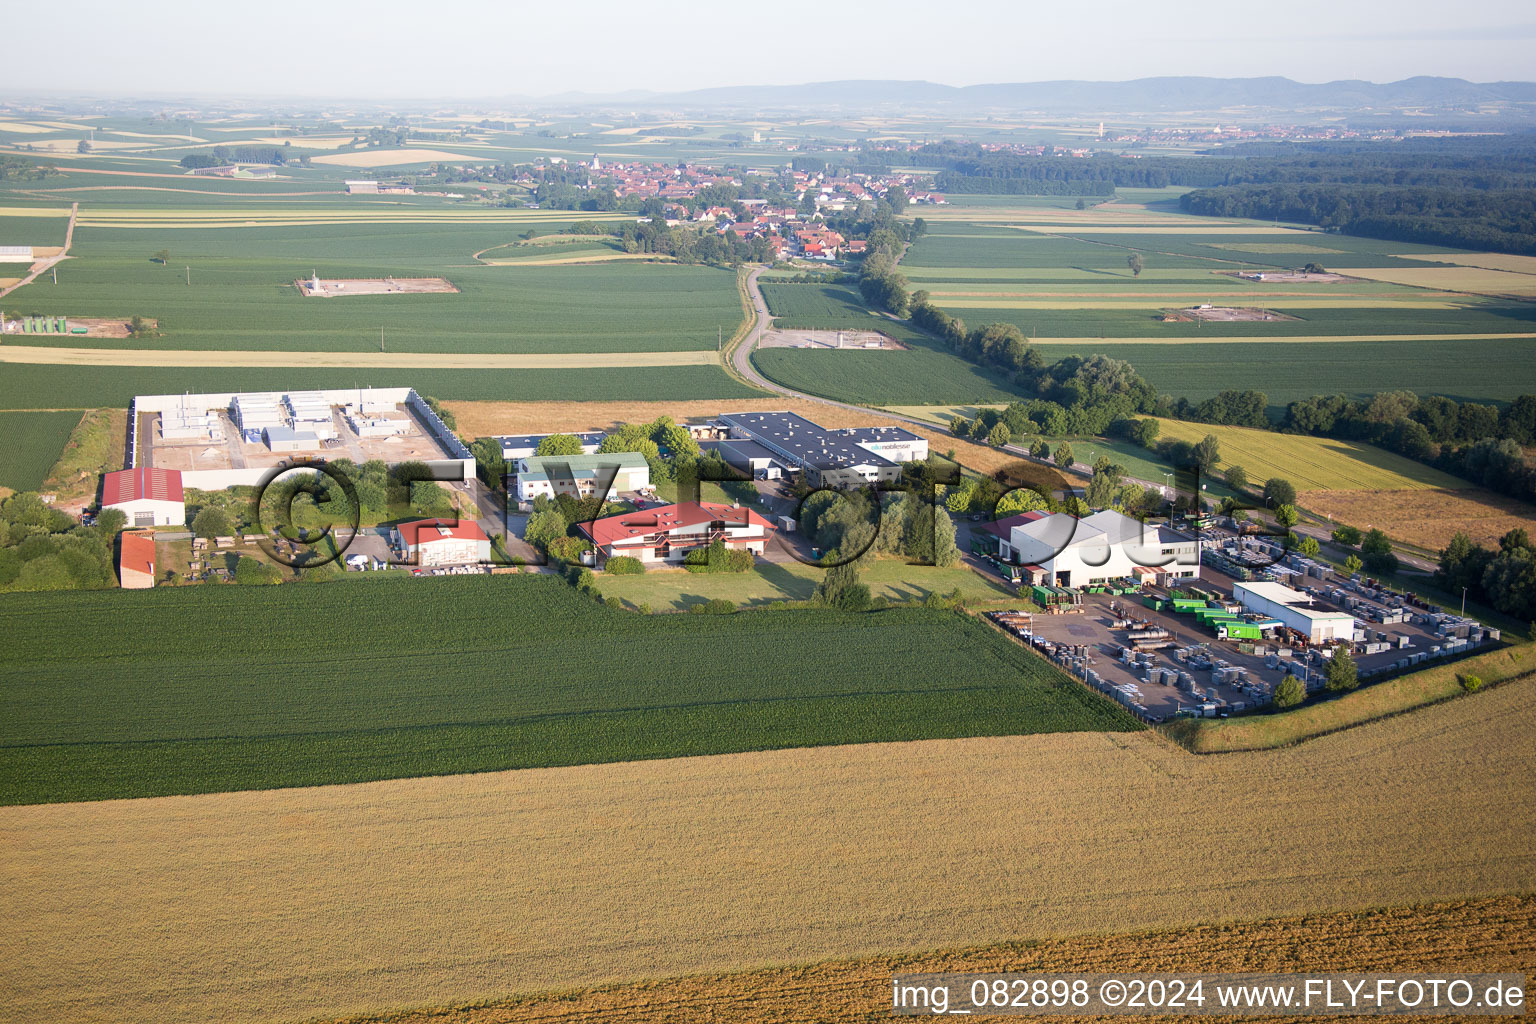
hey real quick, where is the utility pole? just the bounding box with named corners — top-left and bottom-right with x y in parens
top-left (717, 325), bottom-right (721, 351)
top-left (185, 266), bottom-right (190, 286)
top-left (380, 326), bottom-right (385, 352)
top-left (51, 266), bottom-right (57, 285)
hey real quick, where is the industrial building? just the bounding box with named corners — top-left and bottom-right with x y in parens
top-left (698, 438), bottom-right (784, 480)
top-left (393, 518), bottom-right (492, 567)
top-left (495, 432), bottom-right (605, 462)
top-left (1233, 581), bottom-right (1356, 644)
top-left (118, 531), bottom-right (157, 589)
top-left (263, 426), bottom-right (322, 453)
top-left (714, 411), bottom-right (927, 486)
top-left (580, 501), bottom-right (776, 566)
top-left (1001, 509), bottom-right (1200, 589)
top-left (514, 452), bottom-right (651, 505)
top-left (102, 467), bottom-right (185, 527)
top-left (0, 245), bottom-right (33, 263)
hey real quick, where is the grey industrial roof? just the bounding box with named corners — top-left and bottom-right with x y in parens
top-left (718, 411), bottom-right (922, 471)
top-left (493, 431), bottom-right (605, 450)
top-left (700, 439), bottom-right (779, 464)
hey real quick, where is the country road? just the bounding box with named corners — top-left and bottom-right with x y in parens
top-left (726, 266), bottom-right (1438, 573)
top-left (0, 202), bottom-right (75, 300)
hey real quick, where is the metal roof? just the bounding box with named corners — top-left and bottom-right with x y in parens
top-left (717, 411), bottom-right (923, 471)
top-left (103, 466), bottom-right (183, 505)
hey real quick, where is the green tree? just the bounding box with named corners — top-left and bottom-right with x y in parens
top-left (1029, 438), bottom-right (1050, 460)
top-left (1053, 442), bottom-right (1074, 468)
top-left (1274, 504), bottom-right (1300, 530)
top-left (1224, 464), bottom-right (1248, 492)
top-left (932, 506), bottom-right (960, 567)
top-left (1325, 645), bottom-right (1359, 692)
top-left (153, 249), bottom-right (170, 266)
top-left (1263, 478), bottom-right (1297, 507)
top-left (1343, 554), bottom-right (1363, 576)
top-left (524, 507), bottom-right (567, 554)
top-left (1273, 675), bottom-right (1306, 709)
top-left (1332, 525), bottom-right (1363, 546)
top-left (191, 507), bottom-right (232, 540)
top-left (1127, 253), bottom-right (1144, 276)
top-left (1193, 433), bottom-right (1221, 472)
top-left (987, 422), bottom-right (1011, 448)
top-left (815, 561), bottom-right (871, 610)
top-left (534, 433), bottom-right (585, 457)
top-left (94, 507), bottom-right (127, 535)
top-left (1297, 536), bottom-right (1321, 558)
top-left (233, 556), bottom-right (282, 585)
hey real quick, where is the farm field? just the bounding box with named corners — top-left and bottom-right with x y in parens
top-left (0, 575), bottom-right (1136, 805)
top-left (1340, 266), bottom-right (1536, 298)
top-left (598, 560), bottom-right (1015, 611)
top-left (7, 244), bottom-right (741, 354)
top-left (0, 344), bottom-right (724, 370)
top-left (4, 675), bottom-right (1533, 1024)
top-left (0, 411), bottom-right (83, 492)
top-left (1032, 338), bottom-right (1536, 409)
top-left (303, 895), bottom-right (1536, 1024)
top-left (1301, 487), bottom-right (1536, 551)
top-left (0, 363), bottom-right (762, 410)
top-left (1151, 417), bottom-right (1468, 492)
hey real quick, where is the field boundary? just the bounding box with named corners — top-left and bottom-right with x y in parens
top-left (0, 346), bottom-right (723, 370)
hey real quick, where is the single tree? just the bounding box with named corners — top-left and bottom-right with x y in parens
top-left (1263, 478), bottom-right (1297, 507)
top-left (94, 507), bottom-right (127, 535)
top-left (153, 249), bottom-right (170, 266)
top-left (1127, 253), bottom-right (1144, 277)
top-left (1053, 442), bottom-right (1074, 468)
top-left (1297, 536), bottom-right (1320, 558)
top-left (1193, 433), bottom-right (1220, 472)
top-left (533, 433), bottom-right (585, 457)
top-left (1029, 438), bottom-right (1050, 460)
top-left (1224, 464), bottom-right (1248, 492)
top-left (1325, 645), bottom-right (1359, 692)
top-left (1331, 524), bottom-right (1363, 547)
top-left (1273, 675), bottom-right (1306, 709)
top-left (1274, 504), bottom-right (1300, 530)
top-left (1343, 554), bottom-right (1363, 576)
top-left (191, 507), bottom-right (232, 540)
top-left (987, 422), bottom-right (1011, 448)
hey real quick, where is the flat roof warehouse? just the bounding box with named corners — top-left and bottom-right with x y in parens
top-left (715, 411), bottom-right (927, 485)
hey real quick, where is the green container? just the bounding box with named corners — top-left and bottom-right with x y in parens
top-left (1223, 623), bottom-right (1264, 640)
top-left (70, 326), bottom-right (88, 334)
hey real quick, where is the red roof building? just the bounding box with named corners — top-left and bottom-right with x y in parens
top-left (102, 466), bottom-right (185, 527)
top-left (580, 501), bottom-right (775, 566)
top-left (119, 531), bottom-right (157, 589)
top-left (103, 466), bottom-right (184, 505)
top-left (393, 518), bottom-right (493, 567)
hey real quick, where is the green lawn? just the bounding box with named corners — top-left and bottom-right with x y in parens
top-left (0, 574), bottom-right (1138, 805)
top-left (599, 558), bottom-right (1016, 611)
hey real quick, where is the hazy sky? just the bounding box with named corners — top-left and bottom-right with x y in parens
top-left (5, 0), bottom-right (1534, 99)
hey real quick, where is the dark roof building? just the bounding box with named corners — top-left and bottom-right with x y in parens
top-left (715, 411), bottom-right (928, 486)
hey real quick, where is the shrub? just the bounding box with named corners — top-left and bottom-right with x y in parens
top-left (1460, 674), bottom-right (1484, 694)
top-left (683, 538), bottom-right (754, 574)
top-left (546, 535), bottom-right (592, 565)
top-left (702, 598), bottom-right (737, 615)
top-left (233, 556), bottom-right (282, 586)
top-left (604, 555), bottom-right (645, 575)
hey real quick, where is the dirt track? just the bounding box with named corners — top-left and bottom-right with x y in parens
top-left (0, 346), bottom-right (721, 369)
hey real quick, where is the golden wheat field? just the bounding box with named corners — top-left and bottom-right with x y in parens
top-left (317, 895), bottom-right (1536, 1024)
top-left (3, 674), bottom-right (1535, 1024)
top-left (1406, 252), bottom-right (1536, 275)
top-left (1302, 487), bottom-right (1536, 551)
top-left (1153, 418), bottom-right (1467, 492)
top-left (1343, 266), bottom-right (1536, 298)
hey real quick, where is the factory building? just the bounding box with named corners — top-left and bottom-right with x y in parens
top-left (514, 452), bottom-right (651, 505)
top-left (714, 411), bottom-right (927, 487)
top-left (393, 518), bottom-right (492, 567)
top-left (1002, 509), bottom-right (1200, 589)
top-left (495, 432), bottom-right (606, 462)
top-left (1233, 581), bottom-right (1356, 644)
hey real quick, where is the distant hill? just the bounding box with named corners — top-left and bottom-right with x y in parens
top-left (631, 76), bottom-right (1536, 115)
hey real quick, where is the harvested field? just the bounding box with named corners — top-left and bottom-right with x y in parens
top-left (1153, 419), bottom-right (1468, 492)
top-left (1302, 487), bottom-right (1536, 551)
top-left (1207, 242), bottom-right (1347, 254)
top-left (3, 676), bottom-right (1535, 1024)
top-left (311, 148), bottom-right (483, 166)
top-left (1341, 266), bottom-right (1536, 298)
top-left (297, 276), bottom-right (459, 297)
top-left (1405, 252), bottom-right (1536, 275)
top-left (1160, 305), bottom-right (1299, 322)
top-left (307, 895), bottom-right (1536, 1024)
top-left (0, 345), bottom-right (722, 370)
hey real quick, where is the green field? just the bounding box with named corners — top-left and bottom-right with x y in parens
top-left (0, 411), bottom-right (82, 491)
top-left (599, 559), bottom-right (1016, 611)
top-left (753, 332), bottom-right (1022, 405)
top-left (0, 214), bottom-right (70, 247)
top-left (761, 283), bottom-right (887, 328)
top-left (0, 575), bottom-right (1139, 804)
top-left (10, 223), bottom-right (742, 353)
top-left (0, 363), bottom-right (762, 409)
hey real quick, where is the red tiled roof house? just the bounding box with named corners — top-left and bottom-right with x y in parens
top-left (579, 501), bottom-right (775, 567)
top-left (118, 531), bottom-right (157, 589)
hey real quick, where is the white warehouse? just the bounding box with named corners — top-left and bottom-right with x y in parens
top-left (1234, 581), bottom-right (1356, 644)
top-left (1003, 509), bottom-right (1200, 589)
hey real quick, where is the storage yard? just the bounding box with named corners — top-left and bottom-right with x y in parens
top-left (992, 532), bottom-right (1501, 721)
top-left (1, 315), bottom-right (153, 338)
